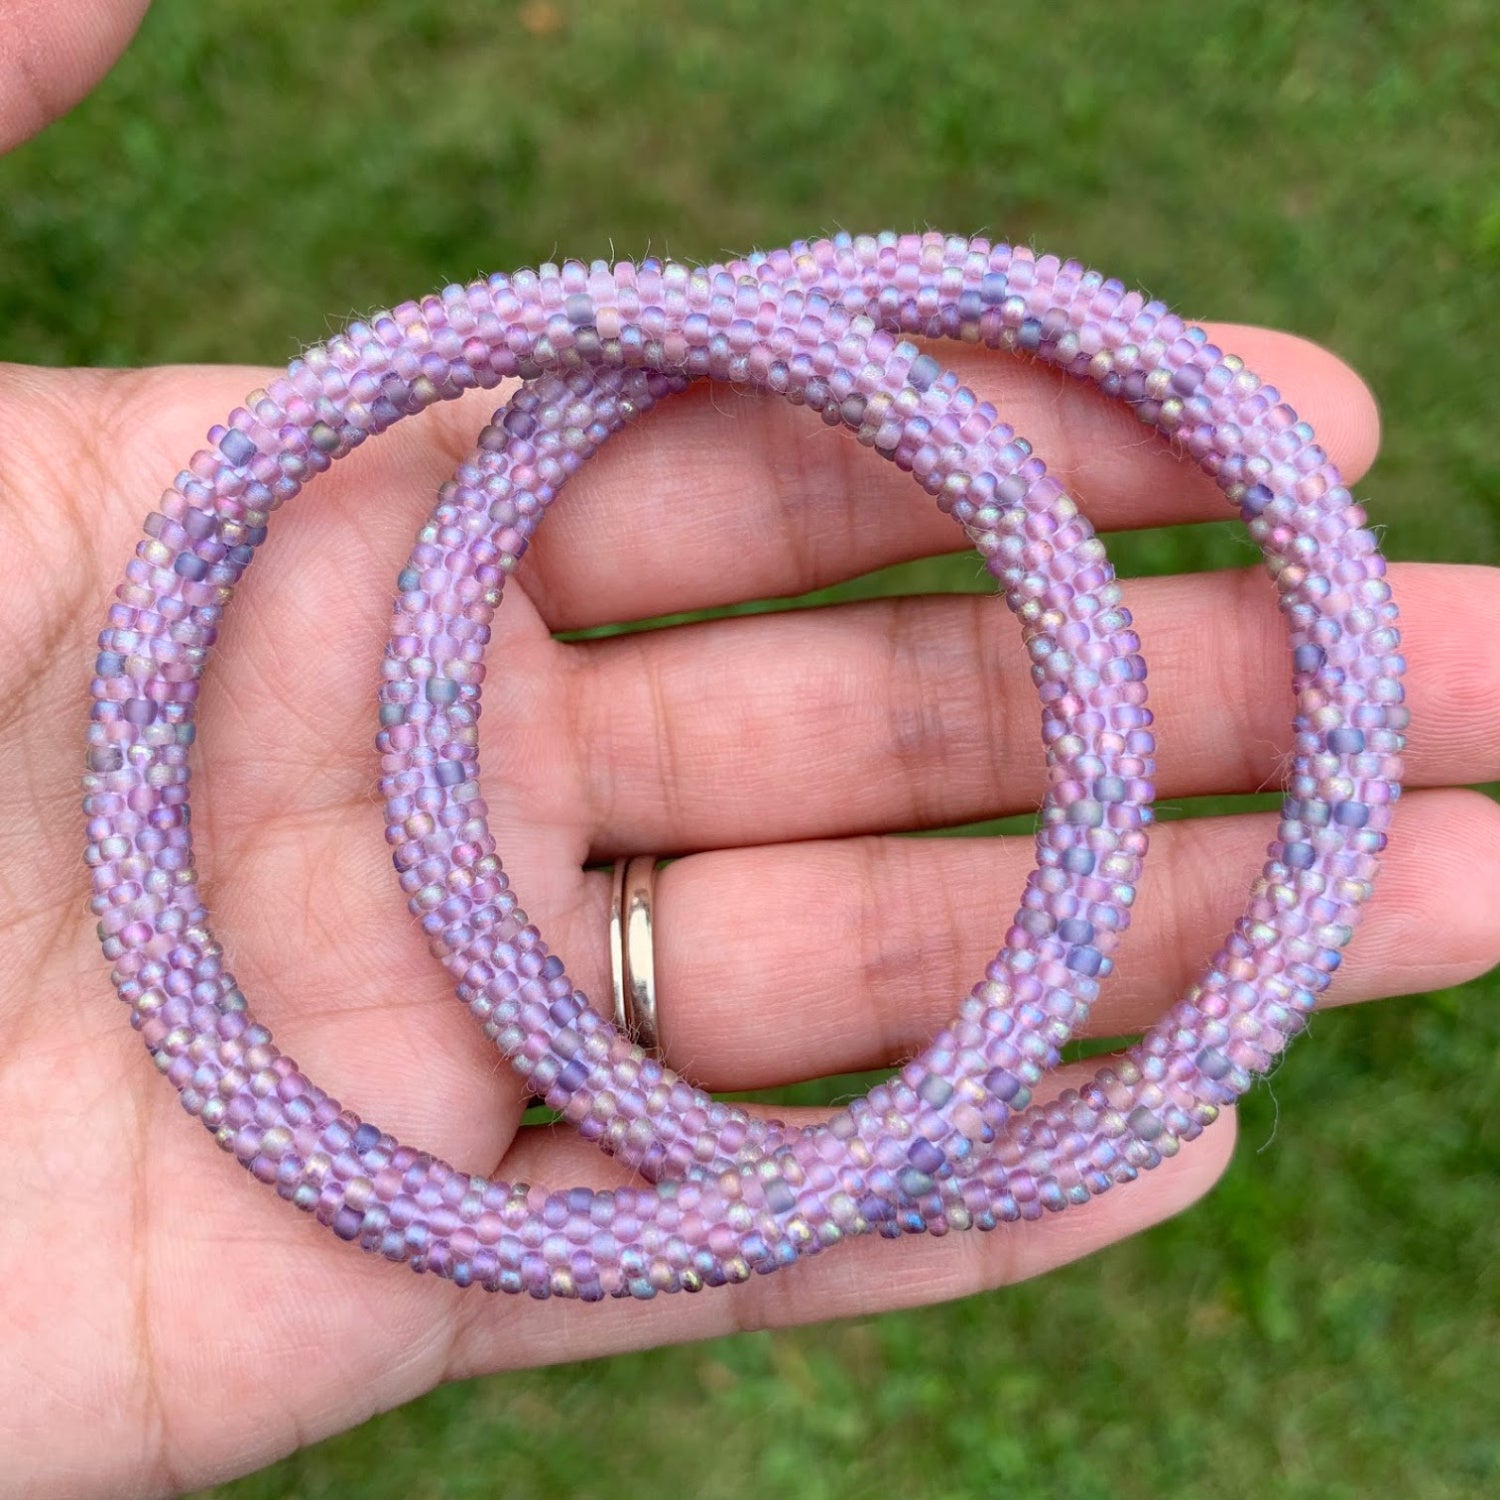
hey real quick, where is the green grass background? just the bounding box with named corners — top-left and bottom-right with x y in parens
top-left (3, 1), bottom-right (1497, 1495)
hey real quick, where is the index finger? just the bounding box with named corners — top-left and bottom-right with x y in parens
top-left (475, 322), bottom-right (1380, 630)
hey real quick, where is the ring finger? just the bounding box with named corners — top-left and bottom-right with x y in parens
top-left (559, 789), bottom-right (1500, 1091)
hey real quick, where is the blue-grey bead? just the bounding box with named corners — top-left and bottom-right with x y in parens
top-left (565, 293), bottom-right (594, 326)
top-left (219, 428), bottom-right (258, 466)
top-left (95, 651), bottom-right (125, 678)
top-left (1017, 318), bottom-right (1043, 351)
top-left (1067, 799), bottom-right (1104, 828)
top-left (353, 1122), bottom-right (381, 1154)
top-left (907, 1138), bottom-right (945, 1175)
top-left (1171, 364), bottom-right (1204, 396)
top-left (434, 759), bottom-right (466, 788)
top-left (1333, 800), bottom-right (1369, 828)
top-left (1128, 1105), bottom-right (1164, 1141)
top-left (397, 566), bottom-right (421, 593)
top-left (173, 553), bottom-right (208, 581)
top-left (123, 698), bottom-right (156, 727)
top-left (1066, 945), bottom-right (1103, 977)
top-left (1094, 775), bottom-right (1128, 803)
top-left (1058, 917), bottom-right (1095, 945)
top-left (332, 1207), bottom-right (363, 1241)
top-left (763, 1177), bottom-right (796, 1215)
top-left (182, 506), bottom-right (217, 540)
top-left (1061, 846), bottom-right (1096, 875)
top-left (310, 421), bottom-right (340, 453)
top-left (1240, 482), bottom-right (1274, 516)
top-left (985, 1068), bottom-right (1022, 1102)
top-left (1327, 727), bottom-right (1366, 754)
top-left (1283, 841), bottom-right (1316, 869)
top-left (899, 1167), bottom-right (935, 1199)
top-left (1293, 643), bottom-right (1326, 673)
top-left (907, 353), bottom-right (940, 391)
top-left (1196, 1046), bottom-right (1232, 1081)
top-left (555, 1059), bottom-right (588, 1094)
top-left (1039, 1179), bottom-right (1067, 1212)
top-left (979, 272), bottom-right (1008, 305)
top-left (378, 703), bottom-right (405, 728)
top-left (917, 1074), bottom-right (953, 1109)
top-left (425, 676), bottom-right (459, 704)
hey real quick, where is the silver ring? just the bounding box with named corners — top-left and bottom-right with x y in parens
top-left (610, 856), bottom-right (660, 1054)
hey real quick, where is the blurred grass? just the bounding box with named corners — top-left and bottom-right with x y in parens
top-left (3, 0), bottom-right (1497, 1495)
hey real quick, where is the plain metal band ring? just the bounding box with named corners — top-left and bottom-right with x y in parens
top-left (610, 855), bottom-right (660, 1054)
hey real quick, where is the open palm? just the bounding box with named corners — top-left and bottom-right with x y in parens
top-left (3, 334), bottom-right (1499, 1497)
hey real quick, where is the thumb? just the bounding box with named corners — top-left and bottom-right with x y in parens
top-left (0, 0), bottom-right (151, 153)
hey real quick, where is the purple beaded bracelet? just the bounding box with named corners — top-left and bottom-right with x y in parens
top-left (84, 232), bottom-right (1405, 1300)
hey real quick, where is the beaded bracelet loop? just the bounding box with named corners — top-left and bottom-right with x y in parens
top-left (85, 232), bottom-right (1405, 1300)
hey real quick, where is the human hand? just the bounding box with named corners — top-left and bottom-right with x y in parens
top-left (4, 322), bottom-right (1500, 1495)
top-left (5, 4), bottom-right (1500, 1496)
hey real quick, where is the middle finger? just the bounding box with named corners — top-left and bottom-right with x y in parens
top-left (557, 560), bottom-right (1500, 857)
